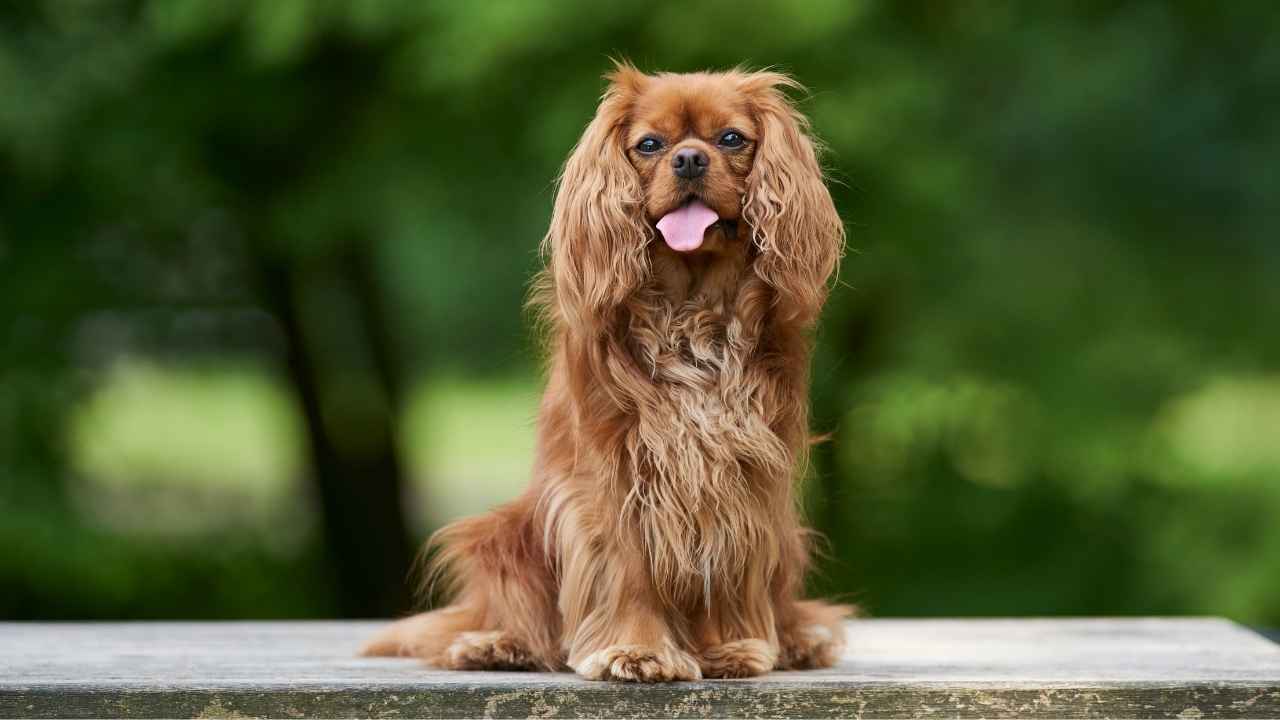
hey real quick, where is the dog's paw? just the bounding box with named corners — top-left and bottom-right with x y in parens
top-left (443, 631), bottom-right (537, 671)
top-left (700, 638), bottom-right (776, 679)
top-left (777, 623), bottom-right (844, 670)
top-left (574, 643), bottom-right (702, 682)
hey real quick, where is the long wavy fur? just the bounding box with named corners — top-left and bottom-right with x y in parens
top-left (363, 63), bottom-right (850, 681)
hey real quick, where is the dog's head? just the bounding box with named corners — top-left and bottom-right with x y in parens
top-left (544, 63), bottom-right (844, 328)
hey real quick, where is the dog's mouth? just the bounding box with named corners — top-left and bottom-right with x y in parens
top-left (655, 197), bottom-right (737, 253)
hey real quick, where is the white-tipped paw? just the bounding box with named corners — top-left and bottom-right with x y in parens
top-left (574, 643), bottom-right (702, 682)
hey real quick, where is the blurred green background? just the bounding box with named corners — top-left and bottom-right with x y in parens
top-left (3, 1), bottom-right (1278, 624)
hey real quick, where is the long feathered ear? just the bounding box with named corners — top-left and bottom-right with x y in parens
top-left (740, 73), bottom-right (845, 326)
top-left (541, 63), bottom-right (651, 332)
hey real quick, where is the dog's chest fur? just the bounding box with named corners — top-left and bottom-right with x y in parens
top-left (617, 250), bottom-right (792, 606)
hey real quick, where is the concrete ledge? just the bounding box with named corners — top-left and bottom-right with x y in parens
top-left (2, 618), bottom-right (1278, 718)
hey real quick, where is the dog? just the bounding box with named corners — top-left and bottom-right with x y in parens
top-left (363, 63), bottom-right (849, 682)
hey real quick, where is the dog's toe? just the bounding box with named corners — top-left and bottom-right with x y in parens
top-left (700, 639), bottom-right (776, 679)
top-left (575, 643), bottom-right (701, 682)
top-left (443, 631), bottom-right (537, 671)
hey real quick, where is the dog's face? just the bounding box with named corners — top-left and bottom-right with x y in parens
top-left (544, 64), bottom-right (844, 327)
top-left (624, 75), bottom-right (758, 254)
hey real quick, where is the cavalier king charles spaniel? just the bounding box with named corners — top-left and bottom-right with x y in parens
top-left (363, 63), bottom-right (848, 682)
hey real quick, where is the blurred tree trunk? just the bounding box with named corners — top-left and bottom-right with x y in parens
top-left (202, 37), bottom-right (419, 619)
top-left (255, 252), bottom-right (413, 618)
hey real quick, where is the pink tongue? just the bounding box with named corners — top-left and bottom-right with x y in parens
top-left (656, 200), bottom-right (718, 252)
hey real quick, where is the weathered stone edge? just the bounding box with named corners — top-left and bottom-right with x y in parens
top-left (2, 683), bottom-right (1279, 720)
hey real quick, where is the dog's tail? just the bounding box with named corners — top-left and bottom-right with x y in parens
top-left (359, 605), bottom-right (484, 659)
top-left (362, 499), bottom-right (561, 668)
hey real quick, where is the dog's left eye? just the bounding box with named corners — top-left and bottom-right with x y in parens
top-left (718, 131), bottom-right (745, 148)
top-left (636, 137), bottom-right (664, 154)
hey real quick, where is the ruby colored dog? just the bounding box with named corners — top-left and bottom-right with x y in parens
top-left (364, 64), bottom-right (848, 682)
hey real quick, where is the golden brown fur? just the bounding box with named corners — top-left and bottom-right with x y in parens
top-left (363, 64), bottom-right (849, 682)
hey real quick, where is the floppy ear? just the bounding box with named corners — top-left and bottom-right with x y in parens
top-left (740, 73), bottom-right (845, 326)
top-left (542, 64), bottom-right (651, 331)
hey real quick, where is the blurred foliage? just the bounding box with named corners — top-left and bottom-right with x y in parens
top-left (1, 1), bottom-right (1278, 623)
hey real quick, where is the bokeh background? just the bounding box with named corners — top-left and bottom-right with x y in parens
top-left (3, 1), bottom-right (1279, 625)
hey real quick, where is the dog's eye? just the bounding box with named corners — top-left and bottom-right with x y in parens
top-left (718, 131), bottom-right (745, 148)
top-left (636, 137), bottom-right (664, 154)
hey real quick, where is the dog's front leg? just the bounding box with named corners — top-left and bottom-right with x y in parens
top-left (694, 570), bottom-right (780, 679)
top-left (560, 546), bottom-right (701, 682)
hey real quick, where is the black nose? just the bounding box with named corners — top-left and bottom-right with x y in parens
top-left (671, 147), bottom-right (709, 179)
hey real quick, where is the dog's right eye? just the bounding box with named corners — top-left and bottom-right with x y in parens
top-left (636, 137), bottom-right (664, 154)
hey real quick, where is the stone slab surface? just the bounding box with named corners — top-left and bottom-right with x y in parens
top-left (2, 618), bottom-right (1278, 718)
